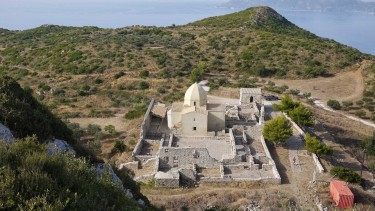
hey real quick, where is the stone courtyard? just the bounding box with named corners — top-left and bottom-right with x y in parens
top-left (120, 84), bottom-right (281, 188)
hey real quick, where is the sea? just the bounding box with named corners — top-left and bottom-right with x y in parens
top-left (1, 0), bottom-right (374, 55)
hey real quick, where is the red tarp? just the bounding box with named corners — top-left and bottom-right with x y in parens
top-left (330, 180), bottom-right (354, 208)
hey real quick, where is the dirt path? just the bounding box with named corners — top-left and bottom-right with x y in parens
top-left (271, 61), bottom-right (369, 103)
top-left (69, 113), bottom-right (128, 132)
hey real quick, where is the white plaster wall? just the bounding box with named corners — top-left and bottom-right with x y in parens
top-left (207, 111), bottom-right (225, 132)
top-left (182, 111), bottom-right (207, 136)
top-left (170, 111), bottom-right (182, 128)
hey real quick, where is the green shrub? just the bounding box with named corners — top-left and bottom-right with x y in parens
top-left (0, 137), bottom-right (142, 210)
top-left (114, 71), bottom-right (125, 79)
top-left (356, 100), bottom-right (364, 106)
top-left (124, 106), bottom-right (147, 120)
top-left (139, 81), bottom-right (149, 90)
top-left (342, 101), bottom-right (353, 107)
top-left (330, 167), bottom-right (363, 184)
top-left (139, 70), bottom-right (149, 78)
top-left (304, 133), bottom-right (333, 157)
top-left (327, 100), bottom-right (341, 110)
top-left (355, 110), bottom-right (366, 118)
top-left (94, 78), bottom-right (104, 84)
top-left (104, 125), bottom-right (116, 135)
top-left (111, 140), bottom-right (127, 154)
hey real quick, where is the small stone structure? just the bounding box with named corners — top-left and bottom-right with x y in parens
top-left (120, 84), bottom-right (281, 187)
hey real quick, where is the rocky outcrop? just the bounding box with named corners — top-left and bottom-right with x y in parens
top-left (95, 163), bottom-right (123, 186)
top-left (47, 139), bottom-right (76, 156)
top-left (0, 123), bottom-right (14, 144)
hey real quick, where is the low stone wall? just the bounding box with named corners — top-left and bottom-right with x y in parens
top-left (260, 135), bottom-right (281, 184)
top-left (229, 129), bottom-right (236, 155)
top-left (155, 177), bottom-right (179, 188)
top-left (259, 104), bottom-right (265, 125)
top-left (132, 140), bottom-right (144, 159)
top-left (135, 155), bottom-right (155, 164)
top-left (282, 113), bottom-right (325, 173)
top-left (132, 99), bottom-right (155, 159)
top-left (242, 130), bottom-right (248, 144)
top-left (312, 153), bottom-right (325, 173)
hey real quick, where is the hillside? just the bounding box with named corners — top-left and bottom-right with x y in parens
top-left (0, 77), bottom-right (157, 210)
top-left (222, 0), bottom-right (375, 13)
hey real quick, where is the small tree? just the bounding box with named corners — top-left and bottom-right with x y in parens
top-left (289, 104), bottom-right (314, 127)
top-left (330, 167), bottom-right (362, 184)
top-left (263, 116), bottom-right (293, 146)
top-left (111, 140), bottom-right (127, 154)
top-left (273, 95), bottom-right (300, 113)
top-left (327, 100), bottom-right (341, 110)
top-left (304, 133), bottom-right (333, 157)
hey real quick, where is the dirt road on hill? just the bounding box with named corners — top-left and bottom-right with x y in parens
top-left (271, 61), bottom-right (370, 103)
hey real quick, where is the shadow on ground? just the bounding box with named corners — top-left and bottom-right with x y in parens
top-left (268, 144), bottom-right (290, 184)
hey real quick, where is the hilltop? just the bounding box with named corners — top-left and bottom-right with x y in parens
top-left (222, 0), bottom-right (375, 13)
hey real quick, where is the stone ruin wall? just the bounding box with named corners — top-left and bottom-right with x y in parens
top-left (260, 135), bottom-right (281, 184)
top-left (132, 98), bottom-right (155, 159)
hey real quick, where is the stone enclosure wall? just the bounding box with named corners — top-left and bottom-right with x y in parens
top-left (132, 99), bottom-right (155, 159)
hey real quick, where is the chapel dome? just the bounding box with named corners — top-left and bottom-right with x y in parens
top-left (184, 83), bottom-right (207, 107)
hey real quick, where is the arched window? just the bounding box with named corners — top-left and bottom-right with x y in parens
top-left (250, 96), bottom-right (254, 103)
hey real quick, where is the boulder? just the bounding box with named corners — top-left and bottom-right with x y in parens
top-left (48, 139), bottom-right (76, 156)
top-left (125, 189), bottom-right (133, 199)
top-left (95, 163), bottom-right (123, 186)
top-left (0, 123), bottom-right (14, 144)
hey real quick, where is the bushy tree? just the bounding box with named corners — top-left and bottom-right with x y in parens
top-left (327, 99), bottom-right (341, 110)
top-left (273, 95), bottom-right (300, 113)
top-left (330, 167), bottom-right (362, 184)
top-left (275, 96), bottom-right (314, 127)
top-left (111, 140), bottom-right (127, 154)
top-left (263, 116), bottom-right (293, 146)
top-left (304, 133), bottom-right (333, 157)
top-left (289, 104), bottom-right (314, 127)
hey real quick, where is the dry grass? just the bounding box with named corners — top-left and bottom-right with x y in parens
top-left (270, 61), bottom-right (370, 103)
